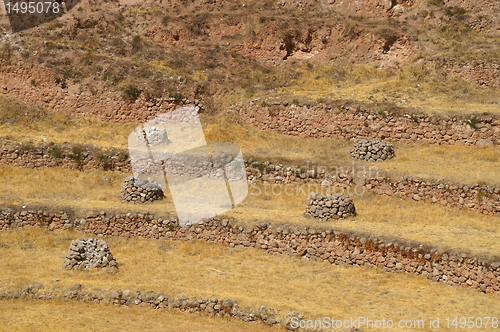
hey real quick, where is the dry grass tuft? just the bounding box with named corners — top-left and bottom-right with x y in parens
top-left (224, 183), bottom-right (500, 259)
top-left (384, 142), bottom-right (500, 186)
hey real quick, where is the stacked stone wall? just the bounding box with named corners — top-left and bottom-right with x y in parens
top-left (236, 102), bottom-right (500, 146)
top-left (2, 208), bottom-right (500, 294)
top-left (63, 238), bottom-right (118, 270)
top-left (0, 142), bottom-right (131, 171)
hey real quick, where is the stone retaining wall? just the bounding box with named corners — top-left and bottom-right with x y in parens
top-left (0, 285), bottom-right (289, 329)
top-left (0, 64), bottom-right (201, 123)
top-left (235, 102), bottom-right (500, 146)
top-left (63, 238), bottom-right (118, 270)
top-left (2, 208), bottom-right (500, 294)
top-left (364, 176), bottom-right (500, 216)
top-left (0, 141), bottom-right (355, 186)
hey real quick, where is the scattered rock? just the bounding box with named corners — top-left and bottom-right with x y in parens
top-left (476, 139), bottom-right (493, 147)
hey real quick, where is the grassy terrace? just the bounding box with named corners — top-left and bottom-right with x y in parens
top-left (0, 298), bottom-right (280, 332)
top-left (1, 164), bottom-right (500, 259)
top-left (1, 227), bottom-right (500, 330)
top-left (1, 0), bottom-right (500, 330)
top-left (1, 96), bottom-right (500, 258)
top-left (3, 94), bottom-right (500, 187)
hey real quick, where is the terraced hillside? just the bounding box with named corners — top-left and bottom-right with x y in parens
top-left (1, 0), bottom-right (500, 331)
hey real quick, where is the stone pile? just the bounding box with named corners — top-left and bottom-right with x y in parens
top-left (63, 238), bottom-right (117, 270)
top-left (7, 286), bottom-right (287, 328)
top-left (120, 176), bottom-right (165, 203)
top-left (350, 138), bottom-right (395, 161)
top-left (136, 126), bottom-right (170, 146)
top-left (305, 192), bottom-right (356, 221)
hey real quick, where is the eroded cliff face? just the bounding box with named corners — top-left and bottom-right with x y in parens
top-left (0, 0), bottom-right (498, 118)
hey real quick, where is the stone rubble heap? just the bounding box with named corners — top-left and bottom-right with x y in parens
top-left (136, 126), bottom-right (170, 146)
top-left (120, 176), bottom-right (165, 203)
top-left (305, 192), bottom-right (356, 221)
top-left (350, 138), bottom-right (395, 162)
top-left (63, 238), bottom-right (117, 270)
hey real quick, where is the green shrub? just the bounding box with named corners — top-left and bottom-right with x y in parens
top-left (169, 92), bottom-right (184, 100)
top-left (465, 117), bottom-right (481, 130)
top-left (123, 84), bottom-right (142, 101)
top-left (445, 6), bottom-right (466, 16)
top-left (47, 145), bottom-right (64, 159)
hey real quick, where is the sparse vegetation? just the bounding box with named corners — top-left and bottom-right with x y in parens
top-left (465, 116), bottom-right (481, 130)
top-left (1, 0), bottom-right (500, 329)
top-left (122, 84), bottom-right (142, 102)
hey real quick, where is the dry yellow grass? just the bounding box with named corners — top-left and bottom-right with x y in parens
top-left (1, 227), bottom-right (500, 332)
top-left (0, 94), bottom-right (135, 149)
top-left (0, 298), bottom-right (280, 332)
top-left (273, 61), bottom-right (500, 116)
